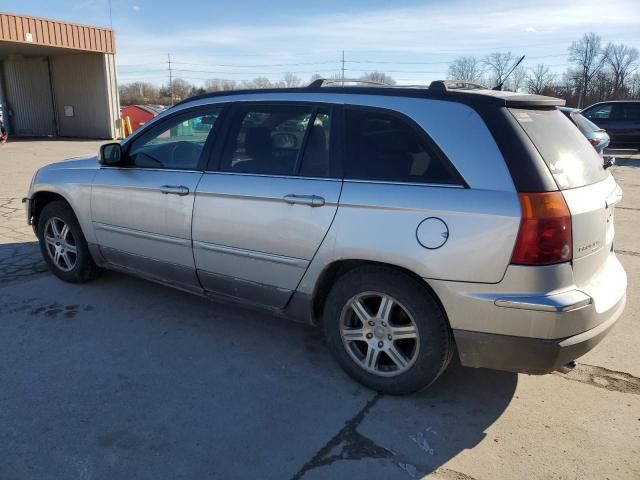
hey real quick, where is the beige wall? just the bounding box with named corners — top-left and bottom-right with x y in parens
top-left (49, 53), bottom-right (119, 139)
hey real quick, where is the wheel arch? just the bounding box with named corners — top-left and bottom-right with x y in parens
top-left (310, 259), bottom-right (449, 327)
top-left (29, 190), bottom-right (77, 235)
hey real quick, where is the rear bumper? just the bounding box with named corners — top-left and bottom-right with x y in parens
top-left (452, 292), bottom-right (625, 373)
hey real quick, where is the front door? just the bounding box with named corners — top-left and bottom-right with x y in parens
top-left (192, 103), bottom-right (341, 308)
top-left (91, 106), bottom-right (225, 291)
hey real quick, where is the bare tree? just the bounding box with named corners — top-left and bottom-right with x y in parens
top-left (359, 72), bottom-right (396, 85)
top-left (507, 65), bottom-right (527, 92)
top-left (482, 51), bottom-right (514, 88)
top-left (568, 32), bottom-right (606, 107)
top-left (526, 64), bottom-right (554, 94)
top-left (282, 72), bottom-right (301, 88)
top-left (118, 82), bottom-right (160, 105)
top-left (168, 78), bottom-right (193, 102)
top-left (309, 73), bottom-right (323, 83)
top-left (604, 43), bottom-right (639, 99)
top-left (205, 79), bottom-right (237, 92)
top-left (629, 72), bottom-right (640, 99)
top-left (447, 56), bottom-right (484, 83)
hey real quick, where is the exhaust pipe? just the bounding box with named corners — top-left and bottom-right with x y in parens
top-left (557, 361), bottom-right (576, 374)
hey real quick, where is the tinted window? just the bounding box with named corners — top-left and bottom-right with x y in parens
top-left (510, 108), bottom-right (607, 189)
top-left (299, 111), bottom-right (331, 177)
top-left (221, 105), bottom-right (315, 176)
top-left (623, 103), bottom-right (640, 121)
top-left (128, 108), bottom-right (222, 169)
top-left (584, 104), bottom-right (612, 119)
top-left (344, 108), bottom-right (460, 184)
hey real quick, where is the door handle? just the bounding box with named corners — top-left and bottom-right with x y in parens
top-left (283, 194), bottom-right (325, 207)
top-left (160, 185), bottom-right (190, 196)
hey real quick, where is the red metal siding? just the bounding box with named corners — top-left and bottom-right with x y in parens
top-left (121, 106), bottom-right (157, 132)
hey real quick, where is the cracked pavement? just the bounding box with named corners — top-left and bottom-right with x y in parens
top-left (0, 141), bottom-right (639, 479)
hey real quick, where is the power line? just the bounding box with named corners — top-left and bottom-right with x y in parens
top-left (170, 60), bottom-right (339, 68)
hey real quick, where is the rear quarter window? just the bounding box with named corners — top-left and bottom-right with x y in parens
top-left (509, 108), bottom-right (608, 189)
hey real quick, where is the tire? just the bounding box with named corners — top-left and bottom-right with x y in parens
top-left (323, 265), bottom-right (454, 395)
top-left (37, 200), bottom-right (100, 283)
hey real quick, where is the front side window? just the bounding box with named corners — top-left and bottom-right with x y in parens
top-left (221, 104), bottom-right (331, 176)
top-left (584, 104), bottom-right (613, 120)
top-left (127, 108), bottom-right (223, 170)
top-left (343, 107), bottom-right (461, 185)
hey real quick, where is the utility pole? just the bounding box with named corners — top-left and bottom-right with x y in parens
top-left (341, 50), bottom-right (345, 86)
top-left (107, 0), bottom-right (113, 29)
top-left (168, 53), bottom-right (174, 105)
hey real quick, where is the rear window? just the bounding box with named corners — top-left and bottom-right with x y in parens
top-left (509, 108), bottom-right (607, 189)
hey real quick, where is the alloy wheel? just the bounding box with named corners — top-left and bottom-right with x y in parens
top-left (340, 292), bottom-right (420, 377)
top-left (43, 216), bottom-right (77, 272)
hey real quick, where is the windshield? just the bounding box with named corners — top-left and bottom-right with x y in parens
top-left (509, 108), bottom-right (608, 189)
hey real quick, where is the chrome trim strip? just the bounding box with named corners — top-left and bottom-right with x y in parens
top-left (344, 179), bottom-right (465, 188)
top-left (93, 222), bottom-right (191, 247)
top-left (193, 241), bottom-right (308, 268)
top-left (100, 166), bottom-right (203, 173)
top-left (201, 171), bottom-right (342, 182)
top-left (193, 189), bottom-right (338, 206)
top-left (495, 290), bottom-right (593, 313)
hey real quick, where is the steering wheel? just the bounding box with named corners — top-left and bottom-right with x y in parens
top-left (170, 141), bottom-right (202, 166)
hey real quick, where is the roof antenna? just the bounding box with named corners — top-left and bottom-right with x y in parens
top-left (493, 55), bottom-right (525, 91)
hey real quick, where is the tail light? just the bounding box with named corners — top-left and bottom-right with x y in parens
top-left (511, 192), bottom-right (572, 265)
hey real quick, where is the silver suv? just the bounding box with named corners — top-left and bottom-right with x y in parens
top-left (25, 80), bottom-right (627, 394)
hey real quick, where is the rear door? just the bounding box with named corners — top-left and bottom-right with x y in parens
top-left (619, 103), bottom-right (640, 145)
top-left (510, 108), bottom-right (619, 295)
top-left (192, 102), bottom-right (341, 308)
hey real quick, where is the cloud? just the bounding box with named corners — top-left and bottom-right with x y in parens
top-left (132, 5), bottom-right (141, 12)
top-left (114, 0), bottom-right (640, 84)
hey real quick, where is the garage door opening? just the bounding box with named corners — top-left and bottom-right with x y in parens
top-left (0, 12), bottom-right (119, 139)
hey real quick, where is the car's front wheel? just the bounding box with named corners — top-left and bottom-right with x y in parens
top-left (37, 200), bottom-right (100, 283)
top-left (323, 265), bottom-right (454, 395)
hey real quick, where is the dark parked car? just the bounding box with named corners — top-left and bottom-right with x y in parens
top-left (559, 106), bottom-right (610, 155)
top-left (581, 100), bottom-right (640, 149)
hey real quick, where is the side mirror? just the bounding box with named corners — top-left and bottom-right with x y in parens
top-left (604, 156), bottom-right (615, 170)
top-left (99, 142), bottom-right (123, 165)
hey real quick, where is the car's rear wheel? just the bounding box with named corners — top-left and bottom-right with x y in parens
top-left (323, 265), bottom-right (454, 395)
top-left (37, 200), bottom-right (100, 283)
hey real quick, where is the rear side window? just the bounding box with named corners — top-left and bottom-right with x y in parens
top-left (510, 108), bottom-right (607, 189)
top-left (623, 103), bottom-right (640, 121)
top-left (343, 107), bottom-right (462, 185)
top-left (221, 105), bottom-right (312, 176)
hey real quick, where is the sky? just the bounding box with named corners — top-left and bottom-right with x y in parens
top-left (8, 0), bottom-right (640, 86)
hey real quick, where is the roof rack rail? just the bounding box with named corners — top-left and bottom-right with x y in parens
top-left (428, 80), bottom-right (488, 92)
top-left (307, 78), bottom-right (391, 88)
